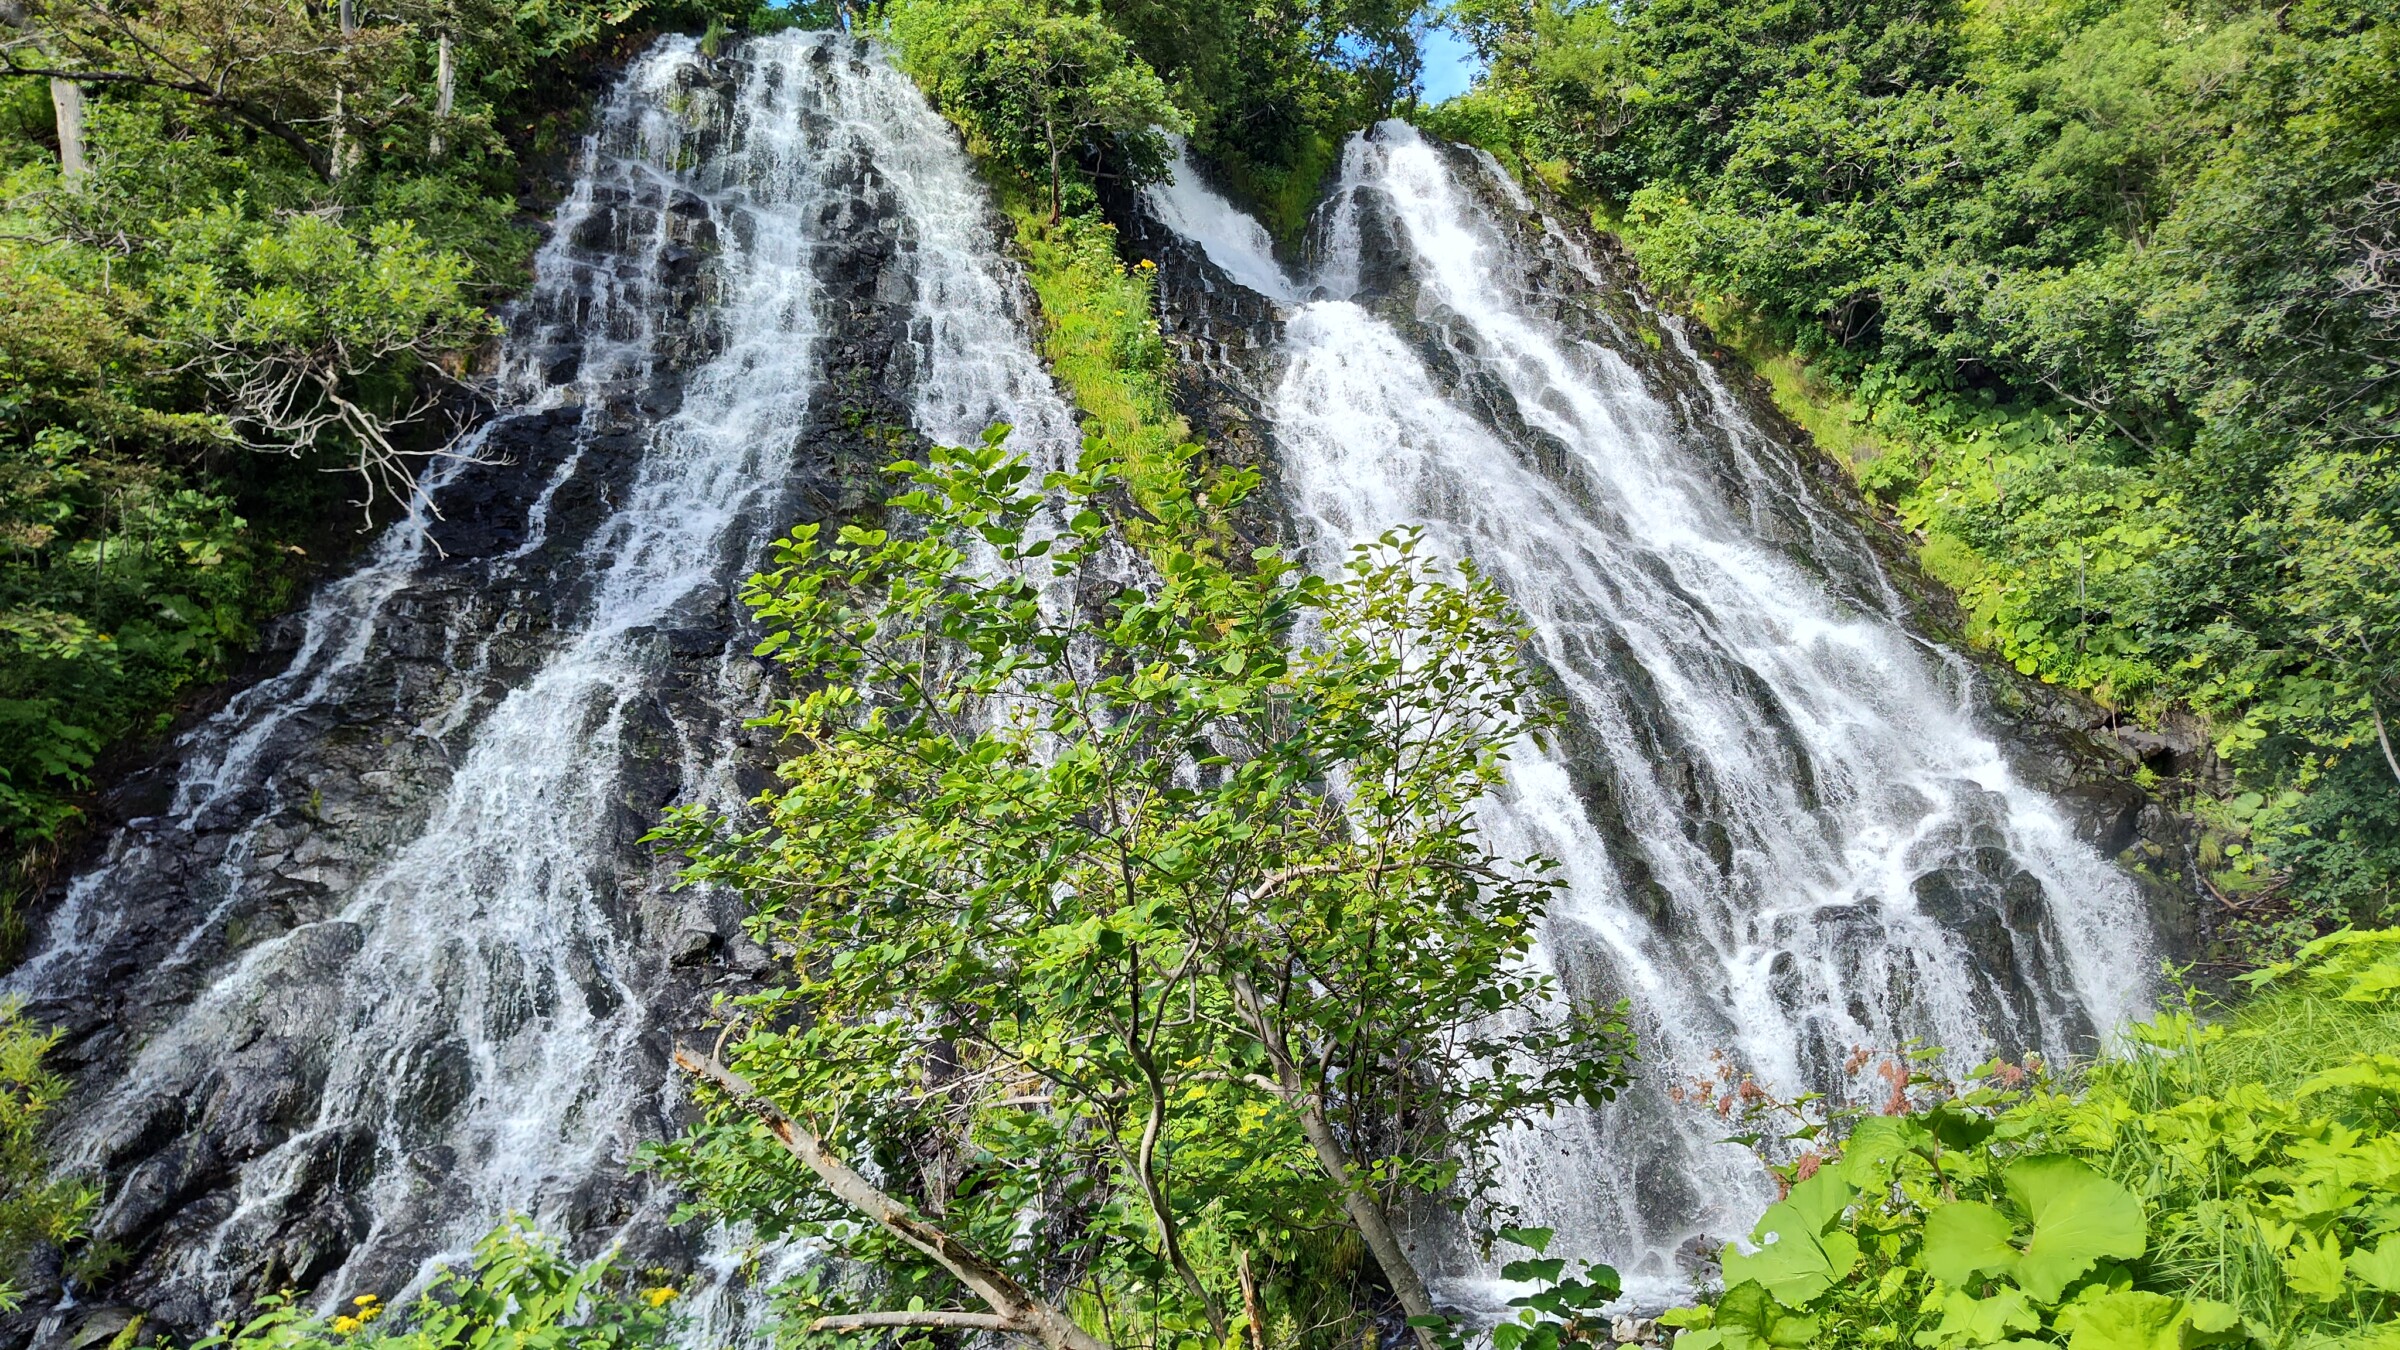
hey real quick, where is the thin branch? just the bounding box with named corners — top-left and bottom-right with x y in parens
top-left (810, 1312), bottom-right (1030, 1334)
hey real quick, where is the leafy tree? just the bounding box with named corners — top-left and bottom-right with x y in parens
top-left (0, 0), bottom-right (366, 177)
top-left (884, 0), bottom-right (1186, 222)
top-left (651, 436), bottom-right (1631, 1348)
top-left (151, 205), bottom-right (493, 516)
top-left (1101, 0), bottom-right (1419, 230)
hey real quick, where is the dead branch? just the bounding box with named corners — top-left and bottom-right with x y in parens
top-left (671, 1047), bottom-right (1110, 1350)
top-left (810, 1312), bottom-right (1030, 1334)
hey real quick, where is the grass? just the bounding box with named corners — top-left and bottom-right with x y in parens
top-left (980, 171), bottom-right (1254, 559)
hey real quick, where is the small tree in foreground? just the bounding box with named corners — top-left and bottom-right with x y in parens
top-left (652, 437), bottom-right (1632, 1350)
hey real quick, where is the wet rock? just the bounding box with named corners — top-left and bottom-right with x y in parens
top-left (396, 1038), bottom-right (475, 1134)
top-left (1672, 1235), bottom-right (1722, 1285)
top-left (98, 1139), bottom-right (226, 1247)
top-left (62, 1306), bottom-right (142, 1350)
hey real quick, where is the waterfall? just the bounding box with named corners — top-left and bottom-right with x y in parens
top-left (1143, 126), bottom-right (2160, 1304)
top-left (13, 31), bottom-right (1072, 1330)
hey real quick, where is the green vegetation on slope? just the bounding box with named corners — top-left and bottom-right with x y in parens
top-left (0, 1005), bottom-right (93, 1308)
top-left (1428, 0), bottom-right (2400, 960)
top-left (192, 1221), bottom-right (680, 1350)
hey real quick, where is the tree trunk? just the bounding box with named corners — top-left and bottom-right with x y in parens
top-left (331, 85), bottom-right (348, 178)
top-left (1291, 1089), bottom-right (1442, 1350)
top-left (330, 0), bottom-right (357, 177)
top-left (429, 30), bottom-right (453, 158)
top-left (1044, 106), bottom-right (1062, 224)
top-left (2373, 697), bottom-right (2400, 790)
top-left (674, 1049), bottom-right (1110, 1350)
top-left (48, 77), bottom-right (84, 180)
top-left (1238, 1251), bottom-right (1267, 1350)
top-left (1228, 974), bottom-right (1442, 1350)
top-left (1129, 1047), bottom-right (1227, 1340)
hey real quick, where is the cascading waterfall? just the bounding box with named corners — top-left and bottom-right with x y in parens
top-left (1144, 126), bottom-right (2161, 1304)
top-left (14, 31), bottom-right (1073, 1331)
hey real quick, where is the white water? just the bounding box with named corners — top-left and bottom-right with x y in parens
top-left (16, 31), bottom-right (1072, 1324)
top-left (1148, 128), bottom-right (2156, 1303)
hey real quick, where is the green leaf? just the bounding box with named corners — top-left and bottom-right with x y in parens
top-left (2349, 1235), bottom-right (2400, 1293)
top-left (1924, 1201), bottom-right (2020, 1290)
top-left (2283, 1230), bottom-right (2346, 1301)
top-left (2054, 1291), bottom-right (2243, 1350)
top-left (1722, 1178), bottom-right (1859, 1307)
top-left (1914, 1285), bottom-right (2040, 1349)
top-left (1709, 1281), bottom-right (1823, 1350)
top-left (1839, 1115), bottom-right (1918, 1189)
top-left (2003, 1155), bottom-right (2146, 1301)
top-left (1498, 1225), bottom-right (1556, 1256)
top-left (1783, 1169), bottom-right (1856, 1234)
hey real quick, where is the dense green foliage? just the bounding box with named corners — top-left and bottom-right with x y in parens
top-left (885, 0), bottom-right (1186, 222)
top-left (193, 1221), bottom-right (681, 1350)
top-left (1613, 928), bottom-right (2400, 1350)
top-left (1095, 0), bottom-right (1420, 236)
top-left (0, 1003), bottom-right (94, 1309)
top-left (649, 441), bottom-right (1630, 1349)
top-left (1010, 213), bottom-right (1217, 540)
top-left (878, 0), bottom-right (1421, 238)
top-left (1432, 0), bottom-right (2400, 955)
top-left (0, 0), bottom-right (788, 945)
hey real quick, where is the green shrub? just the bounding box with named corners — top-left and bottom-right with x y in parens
top-left (0, 1003), bottom-right (94, 1309)
top-left (1640, 929), bottom-right (2400, 1350)
top-left (193, 1221), bottom-right (679, 1350)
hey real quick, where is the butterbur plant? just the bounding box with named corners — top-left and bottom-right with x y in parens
top-left (1660, 930), bottom-right (2400, 1350)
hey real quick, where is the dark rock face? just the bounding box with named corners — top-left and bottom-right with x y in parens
top-left (9, 35), bottom-right (955, 1342)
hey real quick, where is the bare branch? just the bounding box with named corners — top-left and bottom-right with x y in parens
top-left (672, 1048), bottom-right (1110, 1350)
top-left (810, 1312), bottom-right (1031, 1334)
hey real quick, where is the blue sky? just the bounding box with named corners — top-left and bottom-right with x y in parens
top-left (1419, 25), bottom-right (1485, 103)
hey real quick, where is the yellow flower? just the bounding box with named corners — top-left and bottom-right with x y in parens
top-left (331, 1316), bottom-right (362, 1335)
top-left (354, 1295), bottom-right (380, 1307)
top-left (643, 1287), bottom-right (680, 1308)
top-left (1136, 258), bottom-right (1157, 270)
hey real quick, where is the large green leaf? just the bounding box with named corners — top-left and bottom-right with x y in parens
top-left (2054, 1291), bottom-right (2242, 1350)
top-left (2350, 1235), bottom-right (2400, 1293)
top-left (1840, 1115), bottom-right (1919, 1190)
top-left (2003, 1156), bottom-right (2146, 1301)
top-left (1924, 1200), bottom-right (2020, 1290)
top-left (1782, 1169), bottom-right (1856, 1233)
top-left (1915, 1285), bottom-right (2040, 1349)
top-left (1700, 1280), bottom-right (1824, 1350)
top-left (1720, 1175), bottom-right (1860, 1306)
top-left (2284, 1230), bottom-right (2347, 1301)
